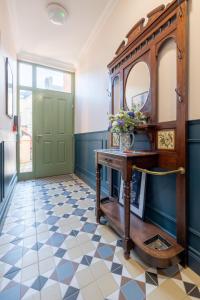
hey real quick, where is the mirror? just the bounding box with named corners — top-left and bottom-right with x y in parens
top-left (113, 76), bottom-right (120, 114)
top-left (158, 39), bottom-right (177, 122)
top-left (125, 61), bottom-right (150, 111)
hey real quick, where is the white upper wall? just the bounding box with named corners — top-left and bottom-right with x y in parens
top-left (75, 0), bottom-right (200, 133)
top-left (7, 0), bottom-right (109, 66)
top-left (0, 0), bottom-right (17, 134)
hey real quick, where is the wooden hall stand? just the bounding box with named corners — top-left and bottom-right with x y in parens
top-left (95, 0), bottom-right (189, 269)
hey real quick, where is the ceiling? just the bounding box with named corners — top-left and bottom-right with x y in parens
top-left (7, 0), bottom-right (111, 68)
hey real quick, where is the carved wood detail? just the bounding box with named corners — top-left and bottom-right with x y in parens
top-left (107, 0), bottom-right (189, 267)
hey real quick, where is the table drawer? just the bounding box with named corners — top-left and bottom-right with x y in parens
top-left (98, 153), bottom-right (123, 170)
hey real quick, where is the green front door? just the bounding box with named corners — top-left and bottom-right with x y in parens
top-left (34, 90), bottom-right (73, 178)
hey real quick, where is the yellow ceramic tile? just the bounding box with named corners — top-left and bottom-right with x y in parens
top-left (38, 245), bottom-right (54, 261)
top-left (181, 267), bottom-right (200, 287)
top-left (67, 245), bottom-right (83, 260)
top-left (147, 279), bottom-right (187, 300)
top-left (69, 218), bottom-right (82, 230)
top-left (39, 256), bottom-right (57, 275)
top-left (90, 260), bottom-right (109, 280)
top-left (23, 235), bottom-right (37, 248)
top-left (22, 251), bottom-right (38, 268)
top-left (116, 249), bottom-right (145, 278)
top-left (81, 281), bottom-right (104, 300)
top-left (35, 223), bottom-right (49, 234)
top-left (97, 272), bottom-right (119, 298)
top-left (41, 282), bottom-right (62, 300)
top-left (76, 232), bottom-right (91, 245)
top-left (80, 241), bottom-right (95, 255)
top-left (76, 267), bottom-right (94, 288)
top-left (101, 231), bottom-right (118, 243)
top-left (62, 236), bottom-right (78, 250)
top-left (21, 263), bottom-right (39, 283)
top-left (22, 290), bottom-right (40, 300)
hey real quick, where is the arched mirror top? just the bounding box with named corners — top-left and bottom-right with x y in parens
top-left (125, 61), bottom-right (150, 111)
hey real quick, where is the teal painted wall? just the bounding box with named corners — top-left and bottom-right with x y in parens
top-left (75, 120), bottom-right (200, 275)
top-left (0, 138), bottom-right (17, 230)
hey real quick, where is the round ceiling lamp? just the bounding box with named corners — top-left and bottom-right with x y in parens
top-left (47, 3), bottom-right (68, 25)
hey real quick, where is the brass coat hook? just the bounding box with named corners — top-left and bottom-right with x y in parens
top-left (106, 89), bottom-right (111, 98)
top-left (175, 88), bottom-right (183, 103)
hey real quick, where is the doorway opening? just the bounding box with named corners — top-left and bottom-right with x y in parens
top-left (18, 62), bottom-right (74, 180)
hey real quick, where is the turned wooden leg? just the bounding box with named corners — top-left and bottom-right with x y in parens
top-left (96, 164), bottom-right (101, 223)
top-left (123, 180), bottom-right (131, 259)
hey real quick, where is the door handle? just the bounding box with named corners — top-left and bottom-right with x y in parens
top-left (36, 135), bottom-right (43, 142)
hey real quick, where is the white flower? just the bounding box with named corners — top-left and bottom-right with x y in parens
top-left (112, 121), bottom-right (118, 127)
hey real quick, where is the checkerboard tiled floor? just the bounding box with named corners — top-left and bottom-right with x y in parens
top-left (0, 174), bottom-right (200, 300)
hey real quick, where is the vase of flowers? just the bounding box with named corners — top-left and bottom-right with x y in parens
top-left (108, 110), bottom-right (146, 152)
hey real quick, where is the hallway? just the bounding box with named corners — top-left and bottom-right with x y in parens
top-left (0, 175), bottom-right (199, 300)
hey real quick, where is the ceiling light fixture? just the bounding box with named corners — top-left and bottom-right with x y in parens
top-left (47, 3), bottom-right (68, 25)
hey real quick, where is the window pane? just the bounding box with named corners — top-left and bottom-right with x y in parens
top-left (19, 90), bottom-right (32, 173)
top-left (19, 63), bottom-right (32, 87)
top-left (36, 66), bottom-right (71, 93)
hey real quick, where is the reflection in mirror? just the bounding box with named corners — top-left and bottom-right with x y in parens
top-left (125, 62), bottom-right (150, 111)
top-left (113, 76), bottom-right (120, 114)
top-left (158, 39), bottom-right (177, 122)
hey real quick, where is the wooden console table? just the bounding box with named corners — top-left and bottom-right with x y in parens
top-left (95, 149), bottom-right (184, 268)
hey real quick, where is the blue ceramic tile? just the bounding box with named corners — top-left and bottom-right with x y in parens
top-left (80, 255), bottom-right (92, 266)
top-left (92, 234), bottom-right (101, 242)
top-left (31, 276), bottom-right (48, 291)
top-left (67, 199), bottom-right (76, 205)
top-left (116, 239), bottom-right (123, 248)
top-left (50, 226), bottom-right (59, 232)
top-left (32, 242), bottom-right (43, 251)
top-left (63, 214), bottom-right (70, 218)
top-left (73, 208), bottom-right (86, 216)
top-left (111, 263), bottom-right (123, 275)
top-left (4, 267), bottom-right (21, 279)
top-left (97, 245), bottom-right (114, 259)
top-left (1, 246), bottom-right (23, 265)
top-left (88, 207), bottom-right (94, 211)
top-left (69, 230), bottom-right (79, 237)
top-left (72, 205), bottom-right (78, 208)
top-left (82, 223), bottom-right (97, 233)
top-left (87, 194), bottom-right (95, 199)
top-left (42, 204), bottom-right (54, 210)
top-left (52, 260), bottom-right (77, 282)
top-left (121, 280), bottom-right (145, 300)
top-left (0, 281), bottom-right (21, 300)
top-left (47, 233), bottom-right (66, 247)
top-left (45, 216), bottom-right (59, 225)
top-left (64, 286), bottom-right (79, 299)
top-left (55, 248), bottom-right (66, 258)
top-left (46, 211), bottom-right (53, 215)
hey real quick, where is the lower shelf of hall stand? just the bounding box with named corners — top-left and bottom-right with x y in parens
top-left (100, 198), bottom-right (184, 268)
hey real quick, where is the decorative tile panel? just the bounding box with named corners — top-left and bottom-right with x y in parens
top-left (157, 130), bottom-right (175, 150)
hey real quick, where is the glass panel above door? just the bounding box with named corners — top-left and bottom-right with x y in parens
top-left (36, 66), bottom-right (71, 93)
top-left (19, 63), bottom-right (33, 87)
